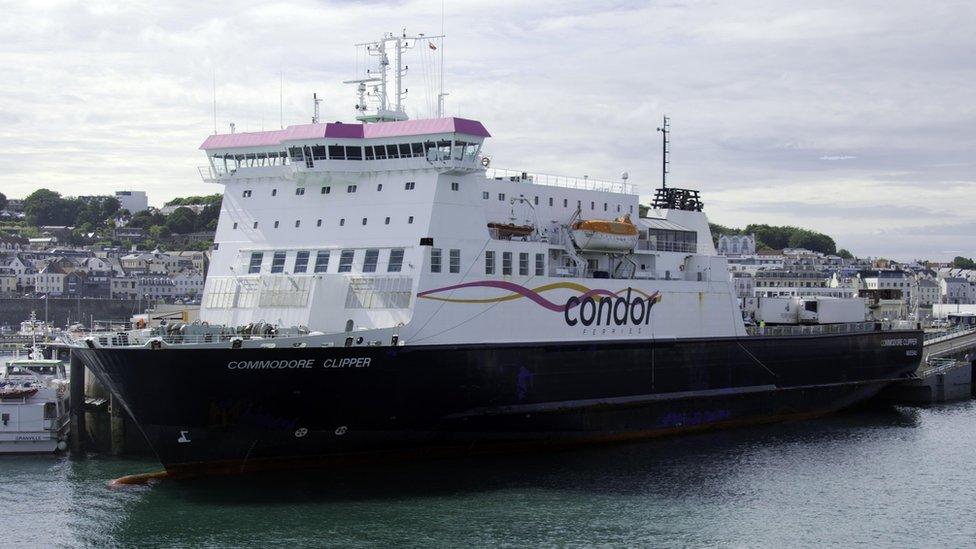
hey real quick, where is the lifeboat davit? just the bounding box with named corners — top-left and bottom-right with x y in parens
top-left (570, 214), bottom-right (639, 252)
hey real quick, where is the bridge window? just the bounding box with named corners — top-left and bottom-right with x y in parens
top-left (345, 146), bottom-right (362, 160)
top-left (430, 248), bottom-right (442, 273)
top-left (271, 251), bottom-right (286, 273)
top-left (312, 146), bottom-right (327, 160)
top-left (411, 143), bottom-right (424, 156)
top-left (397, 144), bottom-right (411, 157)
top-left (328, 145), bottom-right (344, 160)
top-left (449, 249), bottom-right (460, 273)
top-left (288, 147), bottom-right (304, 161)
top-left (248, 252), bottom-right (263, 274)
top-left (485, 251), bottom-right (495, 274)
top-left (388, 249), bottom-right (404, 272)
top-left (338, 250), bottom-right (355, 273)
top-left (502, 252), bottom-right (512, 275)
top-left (313, 251), bottom-right (330, 273)
top-left (364, 146), bottom-right (375, 160)
top-left (294, 251), bottom-right (310, 273)
top-left (363, 249), bottom-right (379, 273)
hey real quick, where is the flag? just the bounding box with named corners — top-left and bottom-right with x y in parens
top-left (429, 41), bottom-right (437, 50)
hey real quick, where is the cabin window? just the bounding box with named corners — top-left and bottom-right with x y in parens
top-left (314, 251), bottom-right (330, 273)
top-left (485, 251), bottom-right (495, 275)
top-left (603, 203), bottom-right (607, 211)
top-left (345, 146), bottom-right (362, 160)
top-left (385, 217), bottom-right (390, 225)
top-left (294, 251), bottom-right (310, 273)
top-left (363, 249), bottom-right (379, 273)
top-left (405, 181), bottom-right (416, 190)
top-left (311, 145), bottom-right (327, 160)
top-left (451, 182), bottom-right (459, 191)
top-left (328, 145), bottom-right (344, 159)
top-left (295, 220), bottom-right (301, 228)
top-left (590, 201), bottom-right (595, 210)
top-left (388, 249), bottom-right (404, 272)
top-left (364, 146), bottom-right (375, 160)
top-left (362, 218), bottom-right (368, 226)
top-left (408, 216), bottom-right (414, 224)
top-left (272, 189), bottom-right (278, 196)
top-left (430, 248), bottom-right (442, 273)
top-left (347, 185), bottom-right (357, 193)
top-left (519, 253), bottom-right (529, 276)
top-left (630, 205), bottom-right (634, 214)
top-left (340, 218), bottom-right (345, 226)
top-left (338, 250), bottom-right (355, 273)
top-left (248, 252), bottom-right (263, 274)
top-left (271, 251), bottom-right (286, 273)
top-left (321, 186), bottom-right (331, 194)
top-left (273, 221), bottom-right (280, 228)
top-left (563, 198), bottom-right (568, 208)
top-left (317, 219), bottom-right (322, 227)
top-left (483, 192), bottom-right (489, 200)
top-left (377, 184), bottom-right (383, 192)
top-left (502, 252), bottom-right (512, 275)
top-left (253, 222), bottom-right (259, 229)
top-left (534, 196), bottom-right (539, 205)
top-left (498, 193), bottom-right (505, 201)
top-left (232, 222), bottom-right (238, 230)
top-left (449, 249), bottom-right (460, 273)
top-left (617, 205), bottom-right (621, 212)
top-left (549, 197), bottom-right (554, 207)
top-left (242, 190), bottom-right (252, 198)
top-left (577, 200), bottom-right (582, 210)
top-left (535, 254), bottom-right (545, 276)
top-left (295, 187), bottom-right (305, 196)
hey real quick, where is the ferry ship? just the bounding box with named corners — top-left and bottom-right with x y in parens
top-left (70, 33), bottom-right (922, 477)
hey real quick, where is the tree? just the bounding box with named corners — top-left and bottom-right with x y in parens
top-left (165, 207), bottom-right (197, 234)
top-left (837, 249), bottom-right (854, 260)
top-left (0, 191), bottom-right (7, 211)
top-left (953, 256), bottom-right (976, 269)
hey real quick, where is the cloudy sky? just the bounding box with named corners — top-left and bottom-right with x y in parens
top-left (1, 0), bottom-right (974, 260)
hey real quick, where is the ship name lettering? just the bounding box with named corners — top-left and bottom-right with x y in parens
top-left (880, 338), bottom-right (916, 347)
top-left (564, 288), bottom-right (655, 327)
top-left (226, 359), bottom-right (315, 370)
top-left (323, 357), bottom-right (371, 368)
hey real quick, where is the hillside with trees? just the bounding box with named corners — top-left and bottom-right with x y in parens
top-left (710, 222), bottom-right (842, 256)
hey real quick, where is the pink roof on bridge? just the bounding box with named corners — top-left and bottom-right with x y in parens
top-left (199, 117), bottom-right (490, 150)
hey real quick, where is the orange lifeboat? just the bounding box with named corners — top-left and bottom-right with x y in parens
top-left (570, 214), bottom-right (639, 252)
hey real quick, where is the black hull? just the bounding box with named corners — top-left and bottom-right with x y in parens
top-left (73, 330), bottom-right (922, 477)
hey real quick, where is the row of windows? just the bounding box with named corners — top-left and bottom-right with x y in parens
top-left (211, 140), bottom-right (482, 171)
top-left (427, 249), bottom-right (546, 276)
top-left (242, 180), bottom-right (445, 198)
top-left (248, 249), bottom-right (405, 275)
top-left (232, 216), bottom-right (415, 230)
top-left (483, 192), bottom-right (634, 214)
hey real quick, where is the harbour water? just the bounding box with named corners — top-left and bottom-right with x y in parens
top-left (3, 402), bottom-right (976, 547)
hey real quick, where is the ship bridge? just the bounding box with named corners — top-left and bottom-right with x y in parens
top-left (198, 117), bottom-right (490, 182)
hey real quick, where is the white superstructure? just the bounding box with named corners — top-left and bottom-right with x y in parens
top-left (194, 33), bottom-right (746, 347)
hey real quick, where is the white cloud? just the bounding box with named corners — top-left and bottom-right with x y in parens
top-left (0, 0), bottom-right (974, 260)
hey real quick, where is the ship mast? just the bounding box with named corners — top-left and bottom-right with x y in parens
top-left (656, 115), bottom-right (670, 190)
top-left (344, 31), bottom-right (444, 123)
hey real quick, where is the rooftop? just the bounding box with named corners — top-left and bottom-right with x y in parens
top-left (199, 117), bottom-right (491, 150)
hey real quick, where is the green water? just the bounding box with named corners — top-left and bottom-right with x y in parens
top-left (4, 403), bottom-right (976, 548)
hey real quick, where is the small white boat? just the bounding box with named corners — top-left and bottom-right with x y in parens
top-left (0, 353), bottom-right (70, 454)
top-left (570, 214), bottom-right (639, 252)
